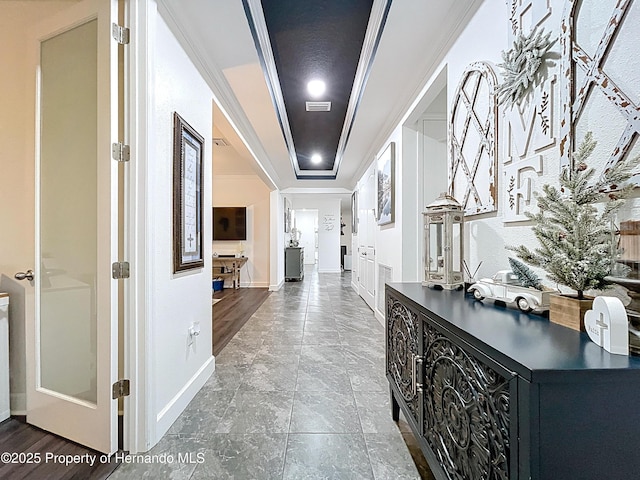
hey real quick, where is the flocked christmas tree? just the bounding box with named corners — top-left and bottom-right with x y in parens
top-left (510, 132), bottom-right (636, 299)
top-left (508, 257), bottom-right (543, 290)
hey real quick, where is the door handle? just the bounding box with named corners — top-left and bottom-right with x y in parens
top-left (15, 269), bottom-right (35, 281)
top-left (412, 354), bottom-right (423, 396)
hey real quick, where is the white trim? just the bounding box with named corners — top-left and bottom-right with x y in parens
top-left (244, 0), bottom-right (298, 178)
top-left (10, 394), bottom-right (26, 416)
top-left (154, 356), bottom-right (215, 440)
top-left (240, 282), bottom-right (270, 288)
top-left (157, 0), bottom-right (279, 190)
top-left (245, 0), bottom-right (391, 179)
top-left (374, 309), bottom-right (385, 327)
top-left (269, 279), bottom-right (284, 292)
top-left (281, 187), bottom-right (352, 195)
top-left (124, 0), bottom-right (155, 454)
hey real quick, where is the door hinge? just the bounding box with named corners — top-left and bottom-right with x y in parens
top-left (112, 261), bottom-right (130, 279)
top-left (112, 142), bottom-right (130, 162)
top-left (112, 379), bottom-right (130, 399)
top-left (112, 23), bottom-right (130, 45)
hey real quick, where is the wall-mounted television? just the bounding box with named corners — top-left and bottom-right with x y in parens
top-left (213, 207), bottom-right (247, 240)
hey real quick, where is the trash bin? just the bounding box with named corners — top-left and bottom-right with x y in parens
top-left (212, 279), bottom-right (224, 292)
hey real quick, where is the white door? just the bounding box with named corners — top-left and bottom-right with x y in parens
top-left (15, 0), bottom-right (120, 455)
top-left (358, 168), bottom-right (376, 309)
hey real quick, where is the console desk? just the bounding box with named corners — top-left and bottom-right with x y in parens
top-left (212, 257), bottom-right (247, 289)
top-left (386, 282), bottom-right (640, 480)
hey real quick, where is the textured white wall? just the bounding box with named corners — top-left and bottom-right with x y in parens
top-left (151, 13), bottom-right (213, 439)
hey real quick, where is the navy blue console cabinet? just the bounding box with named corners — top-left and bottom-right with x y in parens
top-left (386, 282), bottom-right (640, 480)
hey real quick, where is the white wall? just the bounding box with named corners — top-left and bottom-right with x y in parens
top-left (149, 12), bottom-right (214, 444)
top-left (212, 175), bottom-right (271, 287)
top-left (269, 190), bottom-right (285, 290)
top-left (0, 1), bottom-right (76, 277)
top-left (294, 210), bottom-right (318, 264)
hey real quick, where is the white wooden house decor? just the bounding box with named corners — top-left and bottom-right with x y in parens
top-left (502, 74), bottom-right (556, 223)
top-left (508, 0), bottom-right (552, 42)
top-left (449, 62), bottom-right (499, 216)
top-left (559, 0), bottom-right (640, 187)
top-left (501, 0), bottom-right (558, 223)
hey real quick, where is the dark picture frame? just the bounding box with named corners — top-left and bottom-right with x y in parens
top-left (173, 112), bottom-right (205, 272)
top-left (351, 190), bottom-right (358, 234)
top-left (377, 142), bottom-right (395, 225)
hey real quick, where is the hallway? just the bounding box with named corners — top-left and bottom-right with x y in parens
top-left (110, 267), bottom-right (431, 479)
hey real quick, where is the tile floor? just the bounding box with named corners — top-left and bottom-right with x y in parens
top-left (109, 267), bottom-right (433, 479)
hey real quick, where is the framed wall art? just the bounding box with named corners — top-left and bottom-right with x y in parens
top-left (284, 197), bottom-right (291, 233)
top-left (351, 190), bottom-right (358, 234)
top-left (377, 142), bottom-right (395, 225)
top-left (173, 112), bottom-right (205, 272)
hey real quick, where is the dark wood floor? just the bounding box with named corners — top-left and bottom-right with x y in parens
top-left (0, 417), bottom-right (119, 480)
top-left (213, 287), bottom-right (270, 356)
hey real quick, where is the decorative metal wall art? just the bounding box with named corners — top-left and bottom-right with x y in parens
top-left (560, 0), bottom-right (640, 187)
top-left (423, 322), bottom-right (511, 480)
top-left (449, 62), bottom-right (499, 216)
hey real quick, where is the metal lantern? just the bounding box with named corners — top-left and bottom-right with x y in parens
top-left (422, 193), bottom-right (464, 289)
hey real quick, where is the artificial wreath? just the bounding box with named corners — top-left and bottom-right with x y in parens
top-left (497, 26), bottom-right (555, 108)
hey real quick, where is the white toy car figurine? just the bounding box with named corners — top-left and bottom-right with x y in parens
top-left (467, 270), bottom-right (553, 313)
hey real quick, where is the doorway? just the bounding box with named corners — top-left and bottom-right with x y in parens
top-left (293, 210), bottom-right (318, 265)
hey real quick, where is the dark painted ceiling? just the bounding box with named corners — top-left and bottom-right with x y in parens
top-left (244, 0), bottom-right (389, 179)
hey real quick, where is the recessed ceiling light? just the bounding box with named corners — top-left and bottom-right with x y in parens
top-left (311, 153), bottom-right (322, 164)
top-left (307, 80), bottom-right (326, 98)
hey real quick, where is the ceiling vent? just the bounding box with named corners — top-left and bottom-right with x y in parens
top-left (306, 101), bottom-right (332, 112)
top-left (212, 137), bottom-right (230, 147)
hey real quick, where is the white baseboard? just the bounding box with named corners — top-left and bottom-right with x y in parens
top-left (351, 281), bottom-right (358, 292)
top-left (269, 279), bottom-right (284, 292)
top-left (10, 392), bottom-right (26, 415)
top-left (375, 309), bottom-right (385, 327)
top-left (240, 282), bottom-right (269, 288)
top-left (318, 269), bottom-right (342, 274)
top-left (154, 356), bottom-right (215, 443)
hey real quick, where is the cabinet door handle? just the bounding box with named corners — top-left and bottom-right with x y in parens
top-left (412, 354), bottom-right (423, 396)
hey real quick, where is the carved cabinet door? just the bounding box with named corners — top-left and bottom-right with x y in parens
top-left (421, 315), bottom-right (517, 480)
top-left (386, 294), bottom-right (422, 431)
